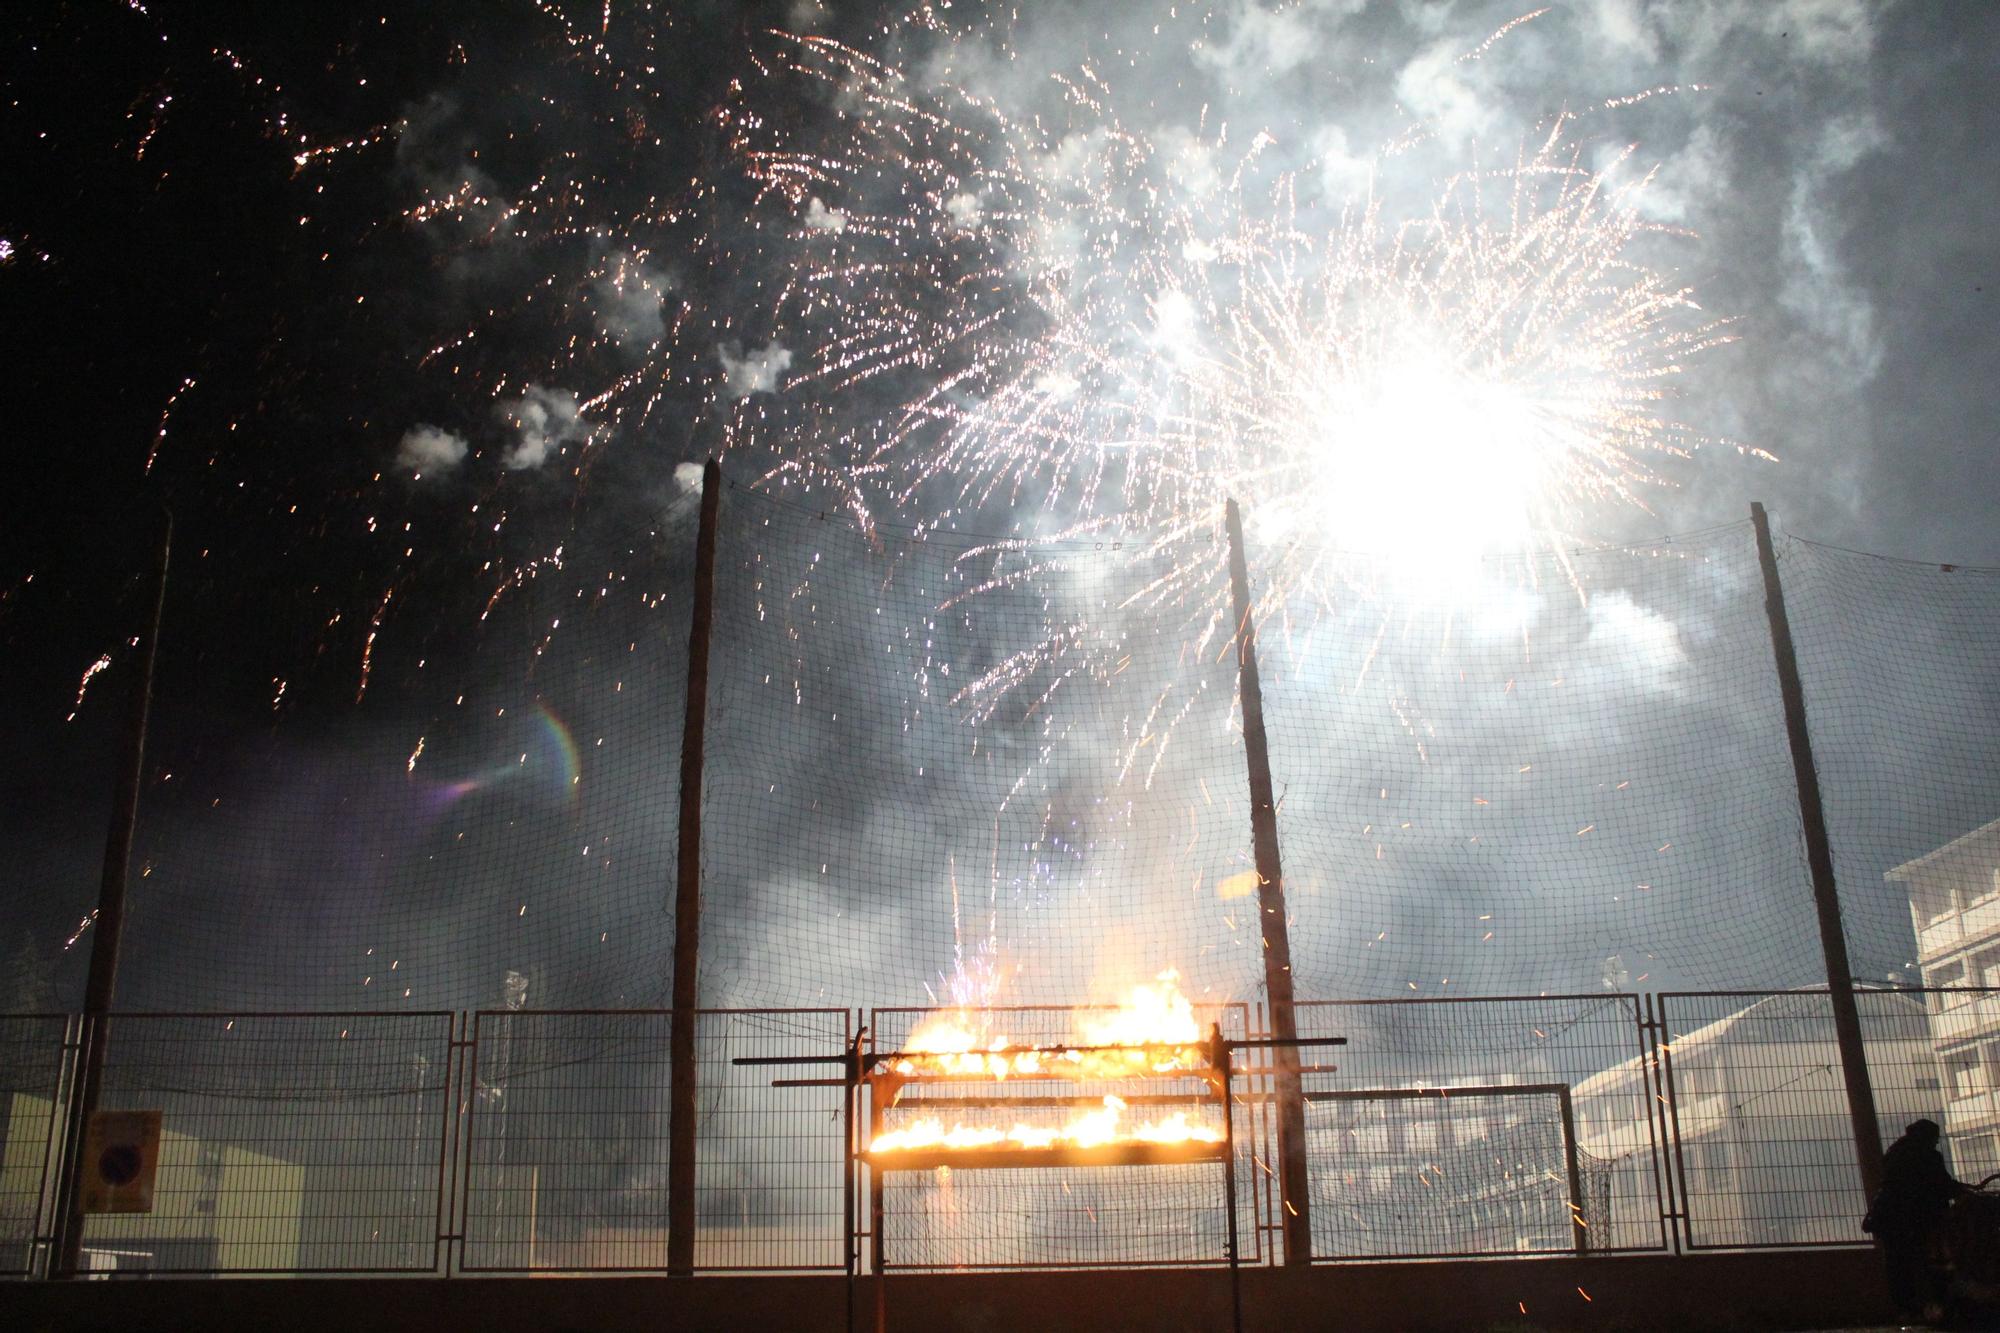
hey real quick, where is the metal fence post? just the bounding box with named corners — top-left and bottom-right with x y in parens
top-left (1750, 503), bottom-right (1885, 1204)
top-left (53, 508), bottom-right (171, 1277)
top-left (668, 458), bottom-right (722, 1274)
top-left (1223, 498), bottom-right (1312, 1264)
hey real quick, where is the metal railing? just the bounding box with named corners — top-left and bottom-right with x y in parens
top-left (457, 1008), bottom-right (849, 1273)
top-left (0, 1015), bottom-right (71, 1277)
top-left (1297, 995), bottom-right (1668, 1258)
top-left (1656, 988), bottom-right (1973, 1250)
top-left (6, 989), bottom-right (2000, 1277)
top-left (73, 1012), bottom-right (454, 1275)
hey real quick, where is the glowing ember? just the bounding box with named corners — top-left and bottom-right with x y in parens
top-left (868, 1095), bottom-right (1222, 1156)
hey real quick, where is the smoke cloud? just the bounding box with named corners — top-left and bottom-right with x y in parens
top-left (395, 424), bottom-right (468, 476)
top-left (719, 341), bottom-right (793, 398)
top-left (495, 384), bottom-right (588, 470)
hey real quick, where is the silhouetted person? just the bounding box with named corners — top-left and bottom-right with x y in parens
top-left (1866, 1118), bottom-right (1964, 1318)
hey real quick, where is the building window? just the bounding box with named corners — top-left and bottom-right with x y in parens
top-left (1948, 1049), bottom-right (1982, 1100)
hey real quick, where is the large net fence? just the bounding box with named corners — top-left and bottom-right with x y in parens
top-left (4, 490), bottom-right (2000, 1016)
top-left (1780, 539), bottom-right (2000, 988)
top-left (6, 483), bottom-right (2000, 1271)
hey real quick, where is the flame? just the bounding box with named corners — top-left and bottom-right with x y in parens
top-left (869, 1095), bottom-right (1222, 1155)
top-left (893, 970), bottom-right (1208, 1081)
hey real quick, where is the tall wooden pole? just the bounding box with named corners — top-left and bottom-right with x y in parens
top-left (55, 508), bottom-right (171, 1276)
top-left (1224, 498), bottom-right (1312, 1264)
top-left (668, 458), bottom-right (722, 1275)
top-left (1750, 501), bottom-right (1884, 1203)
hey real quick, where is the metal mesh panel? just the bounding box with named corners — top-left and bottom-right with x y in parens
top-left (880, 1161), bottom-right (1231, 1269)
top-left (1297, 996), bottom-right (1665, 1253)
top-left (0, 1016), bottom-right (68, 1276)
top-left (1908, 989), bottom-right (2000, 1187)
top-left (1306, 1088), bottom-right (1579, 1258)
top-left (1658, 990), bottom-right (1948, 1248)
top-left (78, 1012), bottom-right (450, 1274)
top-left (696, 1008), bottom-right (849, 1271)
top-left (461, 1008), bottom-right (847, 1272)
top-left (461, 1010), bottom-right (672, 1271)
top-left (869, 1004), bottom-right (1253, 1269)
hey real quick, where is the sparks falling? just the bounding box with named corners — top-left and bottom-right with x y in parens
top-left (720, 18), bottom-right (1744, 762)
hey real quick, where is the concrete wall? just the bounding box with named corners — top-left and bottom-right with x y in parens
top-left (0, 1248), bottom-right (1893, 1332)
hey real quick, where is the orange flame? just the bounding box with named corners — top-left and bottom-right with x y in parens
top-left (869, 1094), bottom-right (1222, 1154)
top-left (893, 969), bottom-right (1208, 1081)
top-left (872, 970), bottom-right (1222, 1156)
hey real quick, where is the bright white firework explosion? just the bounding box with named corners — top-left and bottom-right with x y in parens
top-left (724, 28), bottom-right (1746, 645)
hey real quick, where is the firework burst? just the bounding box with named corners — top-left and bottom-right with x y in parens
top-left (723, 23), bottom-right (1745, 757)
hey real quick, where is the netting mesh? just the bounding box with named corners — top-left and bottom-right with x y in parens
top-left (1780, 539), bottom-right (2000, 986)
top-left (96, 515), bottom-right (692, 1014)
top-left (10, 482), bottom-right (2000, 1272)
top-left (1259, 527), bottom-right (1818, 997)
top-left (702, 502), bottom-right (1834, 1008)
top-left (703, 488), bottom-right (1258, 1011)
top-left (2, 492), bottom-right (1997, 1020)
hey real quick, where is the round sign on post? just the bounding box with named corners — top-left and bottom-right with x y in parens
top-left (80, 1109), bottom-right (162, 1215)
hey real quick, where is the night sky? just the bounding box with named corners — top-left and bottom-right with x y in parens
top-left (4, 0), bottom-right (1997, 1015)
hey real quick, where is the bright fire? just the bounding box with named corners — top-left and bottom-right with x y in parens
top-left (891, 969), bottom-right (1209, 1081)
top-left (868, 1095), bottom-right (1223, 1154)
top-left (871, 970), bottom-right (1223, 1157)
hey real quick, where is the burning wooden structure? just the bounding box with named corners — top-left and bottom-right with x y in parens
top-left (740, 1012), bottom-right (1344, 1333)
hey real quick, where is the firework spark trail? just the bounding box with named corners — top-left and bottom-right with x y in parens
top-left (68, 654), bottom-right (115, 722)
top-left (722, 23), bottom-right (1742, 770)
top-left (144, 375), bottom-right (198, 475)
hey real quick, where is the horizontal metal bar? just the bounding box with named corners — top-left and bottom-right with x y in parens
top-left (885, 1092), bottom-right (1219, 1110)
top-left (869, 1068), bottom-right (1219, 1088)
top-left (867, 1141), bottom-right (1230, 1172)
top-left (1303, 1083), bottom-right (1567, 1102)
top-left (472, 1007), bottom-right (848, 1018)
top-left (1226, 1036), bottom-right (1347, 1049)
top-left (1297, 994), bottom-right (1636, 1007)
top-left (1680, 1240), bottom-right (1872, 1253)
top-left (872, 1004), bottom-right (1250, 1016)
top-left (83, 1010), bottom-right (456, 1020)
top-left (457, 1262), bottom-right (847, 1274)
top-left (882, 1257), bottom-right (1241, 1273)
top-left (871, 1041), bottom-right (1211, 1064)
